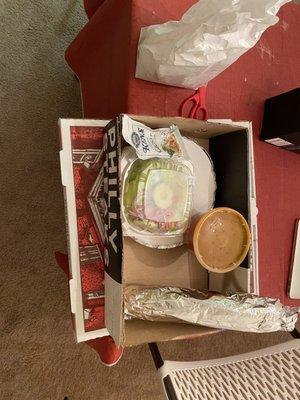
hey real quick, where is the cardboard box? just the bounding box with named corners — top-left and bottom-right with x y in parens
top-left (103, 115), bottom-right (259, 347)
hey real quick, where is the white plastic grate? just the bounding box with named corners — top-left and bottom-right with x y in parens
top-left (161, 340), bottom-right (300, 400)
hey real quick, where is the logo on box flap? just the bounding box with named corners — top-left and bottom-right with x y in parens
top-left (131, 131), bottom-right (140, 148)
top-left (102, 121), bottom-right (123, 283)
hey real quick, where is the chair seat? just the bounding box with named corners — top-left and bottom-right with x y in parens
top-left (160, 339), bottom-right (300, 400)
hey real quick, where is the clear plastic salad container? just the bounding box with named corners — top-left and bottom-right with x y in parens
top-left (122, 158), bottom-right (194, 240)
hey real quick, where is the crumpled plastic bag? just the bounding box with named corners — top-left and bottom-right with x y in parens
top-left (136, 0), bottom-right (290, 89)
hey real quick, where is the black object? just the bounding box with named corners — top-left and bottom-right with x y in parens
top-left (260, 88), bottom-right (300, 153)
top-left (148, 343), bottom-right (178, 400)
top-left (291, 329), bottom-right (300, 339)
top-left (149, 343), bottom-right (164, 369)
top-left (209, 130), bottom-right (249, 269)
top-left (209, 130), bottom-right (248, 220)
top-left (103, 118), bottom-right (123, 284)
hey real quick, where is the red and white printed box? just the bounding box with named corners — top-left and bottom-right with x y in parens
top-left (59, 116), bottom-right (259, 345)
top-left (59, 119), bottom-right (109, 342)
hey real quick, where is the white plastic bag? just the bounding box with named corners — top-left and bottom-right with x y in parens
top-left (136, 0), bottom-right (290, 89)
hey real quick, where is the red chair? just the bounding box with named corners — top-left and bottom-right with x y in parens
top-left (84, 0), bottom-right (107, 19)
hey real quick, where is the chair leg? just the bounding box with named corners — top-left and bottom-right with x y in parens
top-left (148, 343), bottom-right (178, 400)
top-left (291, 329), bottom-right (300, 339)
top-left (162, 376), bottom-right (179, 400)
top-left (149, 343), bottom-right (164, 369)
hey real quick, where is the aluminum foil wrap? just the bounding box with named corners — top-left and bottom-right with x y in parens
top-left (124, 286), bottom-right (299, 333)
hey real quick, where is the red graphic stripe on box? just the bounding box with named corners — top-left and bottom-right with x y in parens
top-left (70, 126), bottom-right (106, 332)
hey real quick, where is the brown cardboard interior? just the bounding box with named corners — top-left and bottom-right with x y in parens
top-left (123, 238), bottom-right (215, 346)
top-left (124, 238), bottom-right (208, 289)
top-left (124, 320), bottom-right (217, 347)
top-left (110, 116), bottom-right (251, 347)
top-left (129, 114), bottom-right (244, 139)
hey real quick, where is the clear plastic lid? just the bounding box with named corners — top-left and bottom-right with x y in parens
top-left (122, 158), bottom-right (193, 236)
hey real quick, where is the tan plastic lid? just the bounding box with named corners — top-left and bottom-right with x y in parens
top-left (193, 207), bottom-right (251, 273)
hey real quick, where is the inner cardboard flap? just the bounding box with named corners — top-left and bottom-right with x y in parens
top-left (123, 238), bottom-right (215, 346)
top-left (124, 320), bottom-right (217, 347)
top-left (129, 115), bottom-right (244, 138)
top-left (124, 238), bottom-right (208, 289)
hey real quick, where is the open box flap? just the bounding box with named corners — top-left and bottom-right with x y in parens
top-left (129, 115), bottom-right (245, 138)
top-left (59, 118), bottom-right (109, 342)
